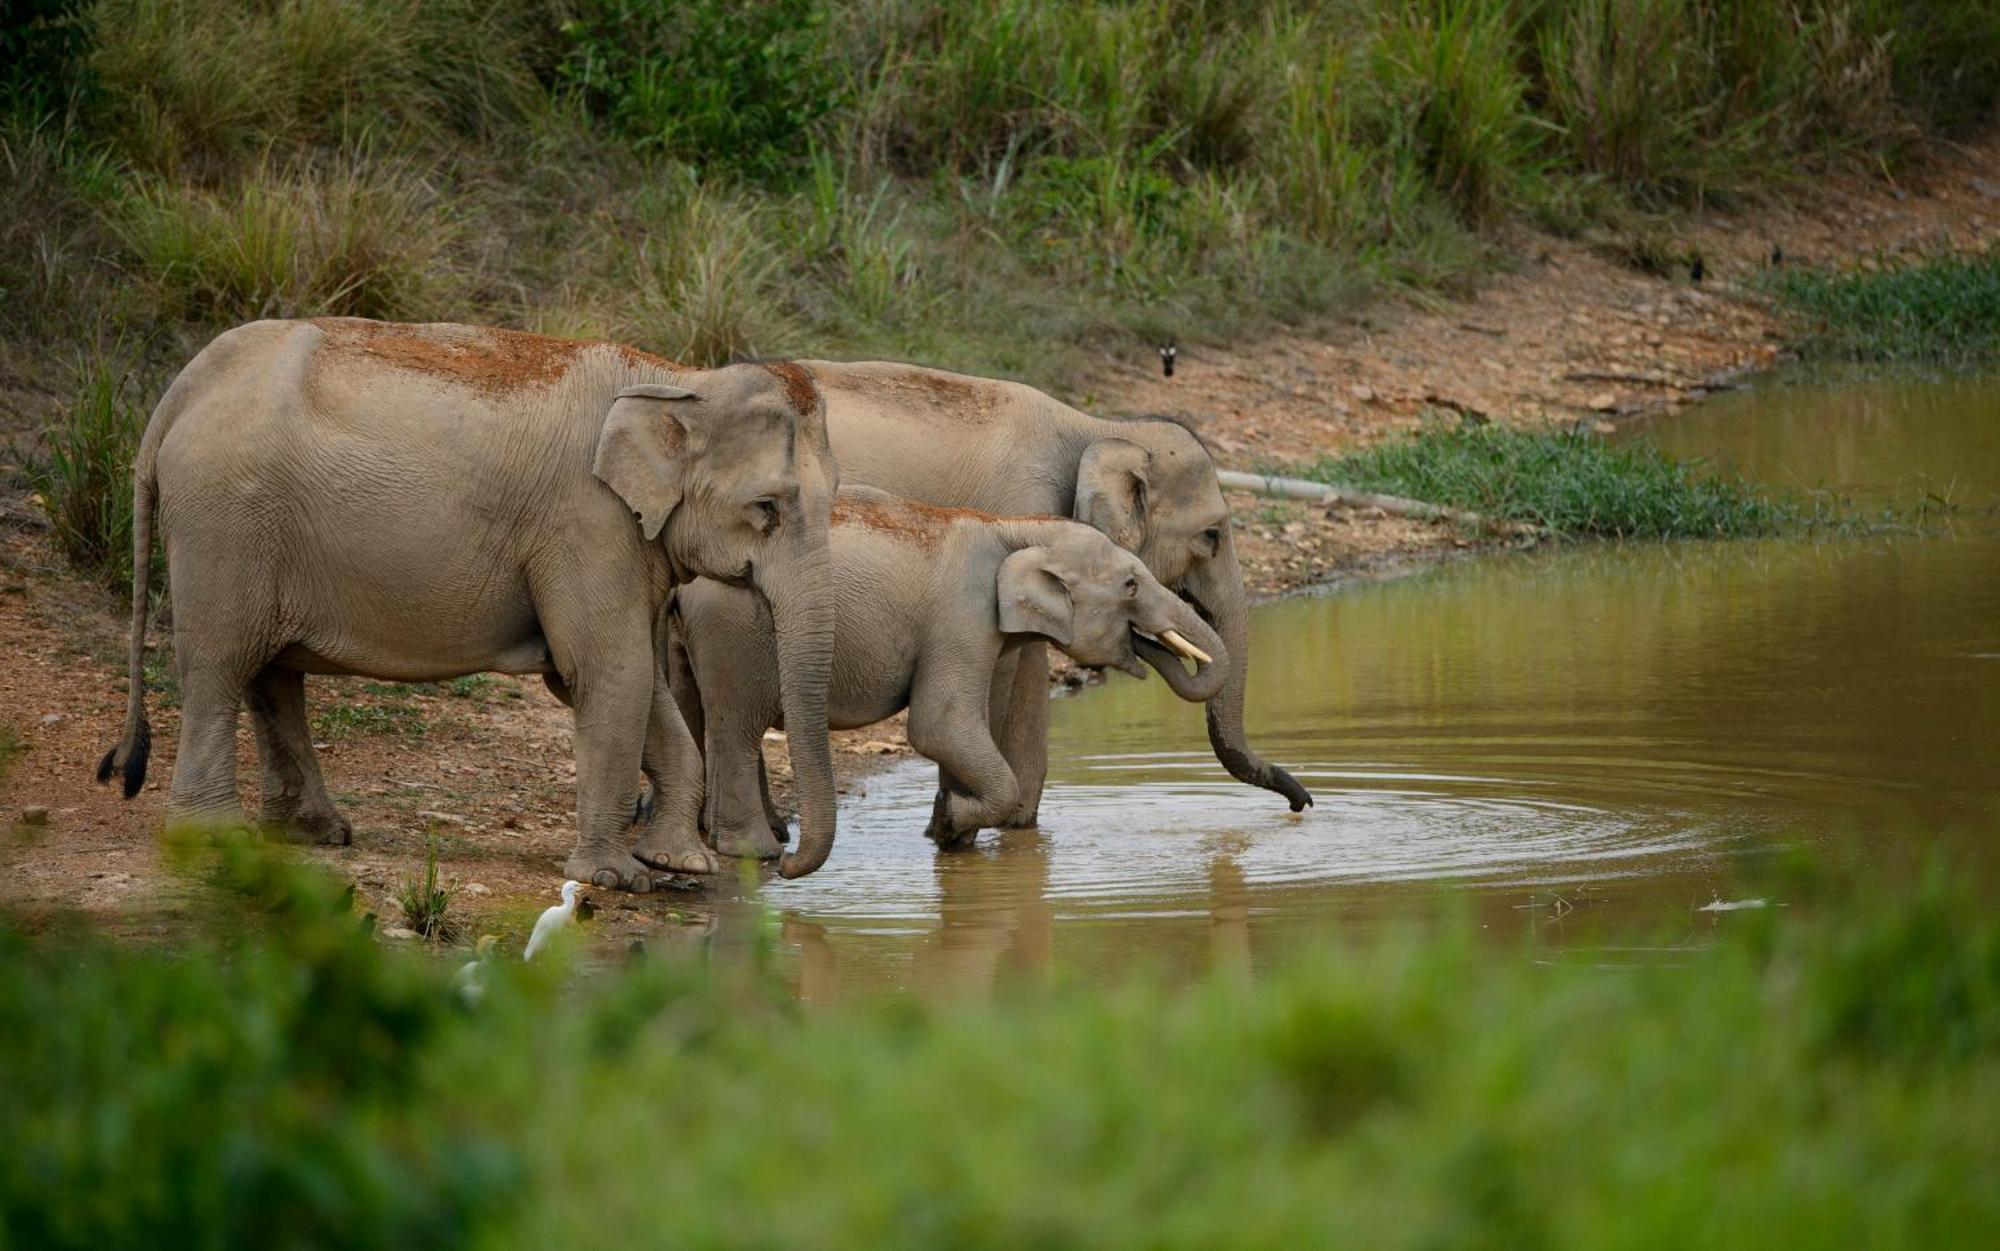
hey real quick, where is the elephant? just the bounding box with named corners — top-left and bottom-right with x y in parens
top-left (95, 317), bottom-right (842, 887)
top-left (666, 487), bottom-right (1227, 857)
top-left (799, 359), bottom-right (1312, 822)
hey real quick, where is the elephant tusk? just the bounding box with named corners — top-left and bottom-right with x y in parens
top-left (1160, 629), bottom-right (1212, 665)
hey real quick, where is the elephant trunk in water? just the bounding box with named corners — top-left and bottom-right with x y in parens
top-left (1131, 591), bottom-right (1230, 704)
top-left (1186, 532), bottom-right (1314, 811)
top-left (771, 553), bottom-right (838, 879)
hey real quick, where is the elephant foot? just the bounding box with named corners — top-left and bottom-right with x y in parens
top-left (264, 805), bottom-right (354, 846)
top-left (713, 824), bottom-right (783, 862)
top-left (634, 829), bottom-right (721, 875)
top-left (927, 824), bottom-right (980, 851)
top-left (565, 850), bottom-right (658, 893)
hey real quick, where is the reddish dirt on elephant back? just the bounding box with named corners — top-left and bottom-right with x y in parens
top-left (311, 319), bottom-right (683, 393)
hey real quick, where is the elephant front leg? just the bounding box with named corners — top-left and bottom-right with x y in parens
top-left (991, 644), bottom-right (1051, 827)
top-left (562, 652), bottom-right (663, 893)
top-left (632, 668), bottom-right (720, 875)
top-left (910, 690), bottom-right (1020, 851)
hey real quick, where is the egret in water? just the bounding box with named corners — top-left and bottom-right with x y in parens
top-left (453, 934), bottom-right (499, 1004)
top-left (524, 880), bottom-right (584, 961)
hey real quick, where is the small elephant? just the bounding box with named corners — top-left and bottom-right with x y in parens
top-left (668, 488), bottom-right (1228, 855)
top-left (803, 359), bottom-right (1314, 825)
top-left (96, 318), bottom-right (843, 887)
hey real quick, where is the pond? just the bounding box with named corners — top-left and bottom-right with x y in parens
top-left (765, 372), bottom-right (2000, 999)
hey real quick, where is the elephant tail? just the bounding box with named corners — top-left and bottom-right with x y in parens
top-left (97, 428), bottom-right (158, 800)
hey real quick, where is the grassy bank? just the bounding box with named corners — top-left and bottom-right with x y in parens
top-left (4, 0), bottom-right (1998, 394)
top-left (2, 843), bottom-right (1995, 1248)
top-left (1769, 250), bottom-right (2000, 365)
top-left (1296, 424), bottom-right (1798, 537)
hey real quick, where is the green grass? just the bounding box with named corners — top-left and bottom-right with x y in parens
top-left (311, 699), bottom-right (427, 741)
top-left (1, 842), bottom-right (1995, 1247)
top-left (394, 833), bottom-right (461, 943)
top-left (1769, 251), bottom-right (2000, 365)
top-left (1298, 424), bottom-right (1797, 538)
top-left (25, 355), bottom-right (151, 592)
top-left (115, 160), bottom-right (458, 323)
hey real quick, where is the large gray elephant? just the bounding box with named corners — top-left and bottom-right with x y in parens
top-left (668, 488), bottom-right (1227, 856)
top-left (800, 360), bottom-right (1312, 821)
top-left (96, 317), bottom-right (841, 887)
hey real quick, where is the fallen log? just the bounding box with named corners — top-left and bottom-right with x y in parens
top-left (1216, 469), bottom-right (1539, 534)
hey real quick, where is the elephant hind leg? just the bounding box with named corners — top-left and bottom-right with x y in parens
top-left (247, 663), bottom-right (351, 845)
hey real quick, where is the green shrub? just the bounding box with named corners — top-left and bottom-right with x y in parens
top-left (0, 849), bottom-right (519, 1249)
top-left (26, 357), bottom-right (149, 591)
top-left (115, 161), bottom-right (456, 323)
top-left (1300, 423), bottom-right (1795, 537)
top-left (1768, 250), bottom-right (2000, 365)
top-left (0, 0), bottom-right (93, 117)
top-left (558, 0), bottom-right (844, 182)
top-left (2, 847), bottom-right (1997, 1247)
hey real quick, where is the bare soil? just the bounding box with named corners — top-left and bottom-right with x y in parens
top-left (3, 136), bottom-right (1997, 952)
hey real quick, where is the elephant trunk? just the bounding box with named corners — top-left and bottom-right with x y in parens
top-left (1187, 532), bottom-right (1313, 811)
top-left (1132, 592), bottom-right (1229, 703)
top-left (767, 557), bottom-right (838, 879)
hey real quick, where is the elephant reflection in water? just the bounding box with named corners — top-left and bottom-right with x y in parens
top-left (920, 827), bottom-right (1055, 997)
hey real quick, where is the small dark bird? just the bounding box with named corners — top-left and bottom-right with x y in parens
top-left (1689, 255), bottom-right (1705, 283)
top-left (1159, 342), bottom-right (1178, 378)
top-left (1769, 244), bottom-right (1785, 267)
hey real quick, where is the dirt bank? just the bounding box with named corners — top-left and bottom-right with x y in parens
top-left (3, 135), bottom-right (1997, 949)
top-left (1108, 133), bottom-right (2000, 597)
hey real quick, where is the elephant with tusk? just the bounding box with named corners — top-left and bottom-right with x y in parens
top-left (665, 488), bottom-right (1229, 855)
top-left (96, 318), bottom-right (843, 887)
top-left (800, 359), bottom-right (1313, 824)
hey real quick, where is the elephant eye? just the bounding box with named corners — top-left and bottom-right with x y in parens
top-left (1193, 527), bottom-right (1221, 557)
top-left (749, 497), bottom-right (781, 535)
top-left (1122, 575), bottom-right (1140, 598)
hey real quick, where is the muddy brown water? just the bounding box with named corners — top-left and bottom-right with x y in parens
top-left (748, 372), bottom-right (2000, 999)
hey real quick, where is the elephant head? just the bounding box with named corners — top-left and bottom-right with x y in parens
top-left (1074, 423), bottom-right (1312, 811)
top-left (595, 361), bottom-right (842, 877)
top-left (997, 524), bottom-right (1228, 704)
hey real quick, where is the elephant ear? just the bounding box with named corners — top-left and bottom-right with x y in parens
top-left (593, 384), bottom-right (700, 541)
top-left (1075, 437), bottom-right (1151, 552)
top-left (995, 546), bottom-right (1075, 647)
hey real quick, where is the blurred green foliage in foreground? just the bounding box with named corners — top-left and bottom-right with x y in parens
top-left (2, 845), bottom-right (1996, 1248)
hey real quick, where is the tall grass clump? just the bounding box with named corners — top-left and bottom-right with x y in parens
top-left (26, 358), bottom-right (149, 592)
top-left (1769, 250), bottom-right (2000, 365)
top-left (395, 833), bottom-right (462, 943)
top-left (85, 0), bottom-right (542, 175)
top-left (611, 177), bottom-right (792, 365)
top-left (115, 162), bottom-right (457, 323)
top-left (1359, 0), bottom-right (1541, 222)
top-left (1301, 423), bottom-right (1795, 537)
top-left (3, 845), bottom-right (1997, 1247)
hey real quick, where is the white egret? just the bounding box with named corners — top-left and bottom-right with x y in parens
top-left (523, 880), bottom-right (584, 961)
top-left (452, 934), bottom-right (499, 1004)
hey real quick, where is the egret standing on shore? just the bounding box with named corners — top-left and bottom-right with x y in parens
top-left (524, 880), bottom-right (584, 961)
